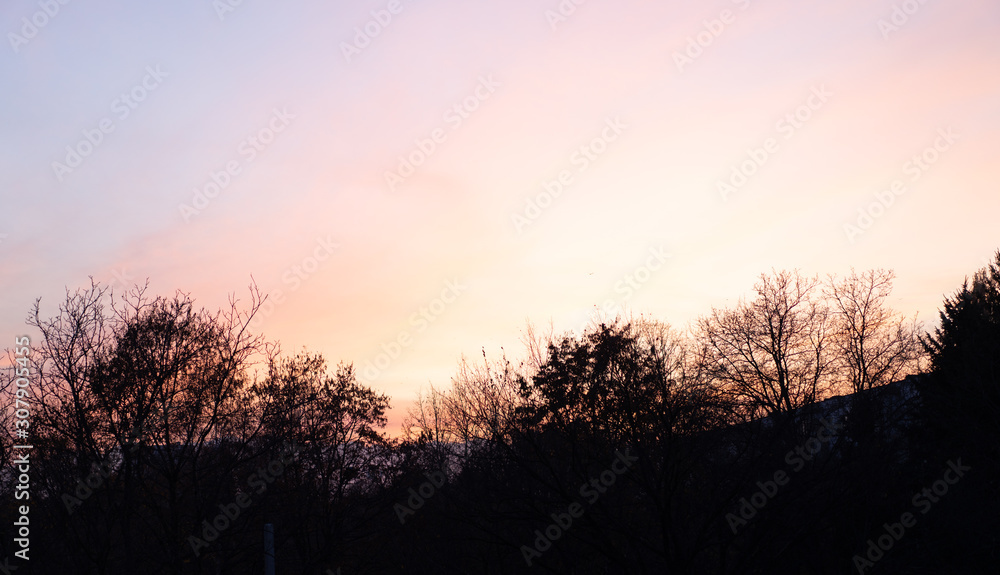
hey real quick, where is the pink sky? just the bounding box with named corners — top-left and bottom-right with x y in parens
top-left (2, 0), bottom-right (998, 435)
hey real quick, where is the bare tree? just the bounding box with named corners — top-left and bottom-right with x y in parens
top-left (696, 270), bottom-right (834, 419)
top-left (824, 268), bottom-right (925, 394)
top-left (27, 279), bottom-right (274, 574)
top-left (519, 319), bottom-right (555, 374)
top-left (256, 352), bottom-right (391, 572)
top-left (404, 348), bottom-right (527, 451)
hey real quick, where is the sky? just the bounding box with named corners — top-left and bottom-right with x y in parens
top-left (2, 0), bottom-right (998, 435)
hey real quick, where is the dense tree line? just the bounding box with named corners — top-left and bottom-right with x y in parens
top-left (0, 257), bottom-right (995, 574)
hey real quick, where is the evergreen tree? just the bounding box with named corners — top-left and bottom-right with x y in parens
top-left (921, 250), bottom-right (1000, 460)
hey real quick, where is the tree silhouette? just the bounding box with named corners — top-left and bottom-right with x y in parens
top-left (697, 270), bottom-right (834, 419)
top-left (16, 280), bottom-right (392, 574)
top-left (921, 250), bottom-right (1000, 460)
top-left (824, 268), bottom-right (925, 394)
top-left (8, 262), bottom-right (999, 574)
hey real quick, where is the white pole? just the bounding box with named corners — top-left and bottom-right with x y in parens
top-left (264, 523), bottom-right (275, 575)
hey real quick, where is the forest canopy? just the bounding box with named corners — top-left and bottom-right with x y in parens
top-left (3, 255), bottom-right (998, 574)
